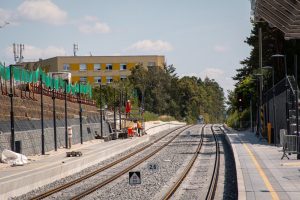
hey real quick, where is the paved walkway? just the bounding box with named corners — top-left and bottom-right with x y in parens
top-left (224, 127), bottom-right (300, 200)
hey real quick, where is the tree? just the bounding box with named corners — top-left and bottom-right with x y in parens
top-left (93, 64), bottom-right (226, 124)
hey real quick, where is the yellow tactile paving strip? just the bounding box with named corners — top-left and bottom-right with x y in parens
top-left (243, 144), bottom-right (280, 200)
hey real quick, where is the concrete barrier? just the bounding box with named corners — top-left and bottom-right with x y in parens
top-left (0, 122), bottom-right (111, 156)
top-left (221, 124), bottom-right (246, 200)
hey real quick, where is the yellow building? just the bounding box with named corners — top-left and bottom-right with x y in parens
top-left (22, 55), bottom-right (165, 85)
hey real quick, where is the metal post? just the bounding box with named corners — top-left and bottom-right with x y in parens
top-left (99, 84), bottom-right (103, 138)
top-left (295, 54), bottom-right (300, 160)
top-left (52, 78), bottom-right (57, 151)
top-left (124, 90), bottom-right (127, 128)
top-left (141, 88), bottom-right (145, 134)
top-left (9, 65), bottom-right (15, 152)
top-left (119, 89), bottom-right (122, 130)
top-left (114, 87), bottom-right (116, 132)
top-left (272, 67), bottom-right (277, 145)
top-left (78, 83), bottom-right (83, 144)
top-left (284, 56), bottom-right (289, 135)
top-left (40, 75), bottom-right (45, 155)
top-left (259, 75), bottom-right (263, 138)
top-left (256, 78), bottom-right (260, 136)
top-left (64, 81), bottom-right (68, 148)
top-left (258, 27), bottom-right (264, 139)
top-left (250, 95), bottom-right (253, 132)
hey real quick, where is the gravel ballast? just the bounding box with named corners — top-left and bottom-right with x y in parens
top-left (11, 126), bottom-right (184, 200)
top-left (11, 124), bottom-right (237, 200)
top-left (81, 125), bottom-right (203, 200)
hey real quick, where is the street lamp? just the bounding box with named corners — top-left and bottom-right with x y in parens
top-left (253, 73), bottom-right (265, 140)
top-left (263, 66), bottom-right (277, 145)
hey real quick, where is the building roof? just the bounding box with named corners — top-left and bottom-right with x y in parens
top-left (55, 55), bottom-right (165, 58)
top-left (253, 0), bottom-right (300, 39)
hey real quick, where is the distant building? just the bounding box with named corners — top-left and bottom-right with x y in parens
top-left (21, 55), bottom-right (165, 85)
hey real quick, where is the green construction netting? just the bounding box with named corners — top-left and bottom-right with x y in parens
top-left (0, 64), bottom-right (92, 98)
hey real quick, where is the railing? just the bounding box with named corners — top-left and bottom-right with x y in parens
top-left (0, 80), bottom-right (96, 106)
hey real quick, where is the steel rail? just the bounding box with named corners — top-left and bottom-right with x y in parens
top-left (31, 125), bottom-right (187, 200)
top-left (205, 125), bottom-right (221, 200)
top-left (70, 125), bottom-right (194, 200)
top-left (161, 124), bottom-right (205, 200)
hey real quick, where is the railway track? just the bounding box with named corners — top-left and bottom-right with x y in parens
top-left (161, 124), bottom-right (205, 199)
top-left (161, 124), bottom-right (220, 200)
top-left (31, 125), bottom-right (191, 200)
top-left (206, 125), bottom-right (221, 200)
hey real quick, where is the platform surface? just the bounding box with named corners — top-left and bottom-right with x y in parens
top-left (225, 127), bottom-right (300, 200)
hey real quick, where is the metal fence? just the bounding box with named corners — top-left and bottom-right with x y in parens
top-left (280, 129), bottom-right (300, 159)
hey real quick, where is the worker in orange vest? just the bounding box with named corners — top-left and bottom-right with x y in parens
top-left (137, 121), bottom-right (142, 136)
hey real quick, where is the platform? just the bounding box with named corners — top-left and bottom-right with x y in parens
top-left (0, 121), bottom-right (185, 199)
top-left (224, 127), bottom-right (300, 200)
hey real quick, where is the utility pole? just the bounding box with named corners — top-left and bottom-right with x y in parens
top-left (9, 65), bottom-right (15, 152)
top-left (119, 89), bottom-right (122, 130)
top-left (52, 78), bottom-right (57, 151)
top-left (295, 54), bottom-right (300, 160)
top-left (78, 83), bottom-right (83, 144)
top-left (100, 84), bottom-right (103, 138)
top-left (40, 75), bottom-right (45, 155)
top-left (258, 27), bottom-right (264, 140)
top-left (250, 94), bottom-right (253, 132)
top-left (73, 43), bottom-right (78, 56)
top-left (13, 43), bottom-right (24, 64)
top-left (64, 81), bottom-right (68, 148)
top-left (114, 87), bottom-right (116, 133)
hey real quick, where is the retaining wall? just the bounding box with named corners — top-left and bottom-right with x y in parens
top-left (0, 119), bottom-right (111, 156)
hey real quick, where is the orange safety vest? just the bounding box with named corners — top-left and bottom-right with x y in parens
top-left (137, 121), bottom-right (142, 129)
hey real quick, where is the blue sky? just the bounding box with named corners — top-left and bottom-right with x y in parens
top-left (0, 0), bottom-right (252, 96)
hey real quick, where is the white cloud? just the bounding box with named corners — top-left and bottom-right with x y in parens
top-left (0, 8), bottom-right (18, 26)
top-left (0, 8), bottom-right (12, 22)
top-left (6, 45), bottom-right (66, 61)
top-left (17, 0), bottom-right (67, 25)
top-left (127, 40), bottom-right (173, 52)
top-left (78, 15), bottom-right (110, 34)
top-left (213, 45), bottom-right (228, 53)
top-left (201, 67), bottom-right (225, 80)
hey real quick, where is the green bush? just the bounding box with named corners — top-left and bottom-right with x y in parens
top-left (143, 111), bottom-right (159, 121)
top-left (226, 108), bottom-right (250, 129)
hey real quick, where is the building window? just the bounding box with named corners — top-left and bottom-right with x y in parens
top-left (120, 63), bottom-right (127, 70)
top-left (106, 76), bottom-right (113, 84)
top-left (80, 64), bottom-right (87, 71)
top-left (94, 76), bottom-right (101, 83)
top-left (148, 62), bottom-right (156, 67)
top-left (106, 64), bottom-right (113, 70)
top-left (80, 77), bottom-right (87, 83)
top-left (120, 75), bottom-right (127, 81)
top-left (94, 64), bottom-right (101, 71)
top-left (63, 64), bottom-right (70, 71)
